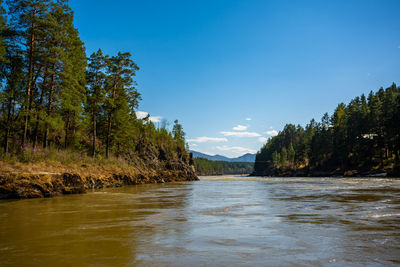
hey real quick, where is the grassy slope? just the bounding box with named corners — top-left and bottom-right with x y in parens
top-left (0, 149), bottom-right (198, 199)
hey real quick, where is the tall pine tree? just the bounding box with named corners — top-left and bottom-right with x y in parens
top-left (86, 49), bottom-right (107, 156)
top-left (104, 52), bottom-right (139, 158)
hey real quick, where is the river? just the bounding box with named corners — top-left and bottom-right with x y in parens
top-left (1, 176), bottom-right (400, 266)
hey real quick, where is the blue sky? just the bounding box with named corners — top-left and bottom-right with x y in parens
top-left (70, 0), bottom-right (400, 157)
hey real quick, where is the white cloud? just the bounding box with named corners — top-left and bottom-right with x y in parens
top-left (233, 125), bottom-right (248, 131)
top-left (149, 116), bottom-right (162, 123)
top-left (265, 130), bottom-right (278, 136)
top-left (215, 145), bottom-right (257, 155)
top-left (189, 143), bottom-right (198, 147)
top-left (187, 137), bottom-right (228, 143)
top-left (245, 118), bottom-right (252, 121)
top-left (135, 111), bottom-right (149, 119)
top-left (136, 111), bottom-right (162, 123)
top-left (258, 137), bottom-right (268, 143)
top-left (220, 131), bottom-right (261, 137)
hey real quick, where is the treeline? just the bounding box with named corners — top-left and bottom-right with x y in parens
top-left (194, 158), bottom-right (253, 176)
top-left (254, 83), bottom-right (400, 176)
top-left (0, 0), bottom-right (189, 164)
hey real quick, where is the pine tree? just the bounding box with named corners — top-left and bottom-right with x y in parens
top-left (58, 5), bottom-right (86, 148)
top-left (86, 49), bottom-right (107, 156)
top-left (288, 143), bottom-right (295, 165)
top-left (0, 45), bottom-right (25, 153)
top-left (280, 147), bottom-right (287, 167)
top-left (104, 52), bottom-right (139, 158)
top-left (254, 85), bottom-right (400, 176)
top-left (368, 90), bottom-right (383, 165)
top-left (394, 86), bottom-right (400, 171)
top-left (36, 0), bottom-right (86, 149)
top-left (0, 0), bottom-right (192, 174)
top-left (272, 151), bottom-right (280, 167)
top-left (382, 83), bottom-right (398, 159)
top-left (172, 119), bottom-right (186, 158)
top-left (7, 0), bottom-right (51, 146)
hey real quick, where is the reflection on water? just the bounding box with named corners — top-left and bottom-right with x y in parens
top-left (1, 176), bottom-right (400, 266)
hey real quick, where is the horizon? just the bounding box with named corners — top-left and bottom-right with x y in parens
top-left (190, 149), bottom-right (255, 158)
top-left (69, 0), bottom-right (400, 157)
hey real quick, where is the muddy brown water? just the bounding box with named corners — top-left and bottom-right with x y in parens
top-left (1, 176), bottom-right (400, 266)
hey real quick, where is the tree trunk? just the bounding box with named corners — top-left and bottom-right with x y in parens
top-left (106, 112), bottom-right (112, 159)
top-left (64, 111), bottom-right (70, 149)
top-left (22, 7), bottom-right (37, 147)
top-left (92, 108), bottom-right (96, 157)
top-left (105, 74), bottom-right (118, 159)
top-left (43, 71), bottom-right (55, 148)
top-left (4, 127), bottom-right (10, 154)
top-left (33, 74), bottom-right (47, 148)
top-left (91, 64), bottom-right (101, 157)
top-left (4, 96), bottom-right (13, 154)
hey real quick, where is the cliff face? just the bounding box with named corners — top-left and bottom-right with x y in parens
top-left (0, 158), bottom-right (198, 199)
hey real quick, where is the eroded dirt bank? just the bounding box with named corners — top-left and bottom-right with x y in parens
top-left (0, 161), bottom-right (198, 199)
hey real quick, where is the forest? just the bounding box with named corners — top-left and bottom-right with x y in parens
top-left (253, 83), bottom-right (400, 177)
top-left (0, 0), bottom-right (191, 167)
top-left (193, 157), bottom-right (253, 176)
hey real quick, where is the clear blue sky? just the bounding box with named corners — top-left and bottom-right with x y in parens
top-left (70, 0), bottom-right (400, 157)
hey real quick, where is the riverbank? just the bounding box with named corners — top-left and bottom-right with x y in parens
top-left (0, 157), bottom-right (198, 199)
top-left (250, 166), bottom-right (399, 178)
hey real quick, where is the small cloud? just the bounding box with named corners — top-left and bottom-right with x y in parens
top-left (220, 131), bottom-right (261, 137)
top-left (189, 143), bottom-right (198, 147)
top-left (135, 111), bottom-right (149, 119)
top-left (187, 137), bottom-right (228, 143)
top-left (245, 118), bottom-right (252, 121)
top-left (233, 125), bottom-right (248, 131)
top-left (149, 116), bottom-right (162, 123)
top-left (136, 111), bottom-right (162, 122)
top-left (215, 145), bottom-right (257, 156)
top-left (269, 126), bottom-right (273, 129)
top-left (258, 137), bottom-right (268, 143)
top-left (265, 130), bottom-right (278, 136)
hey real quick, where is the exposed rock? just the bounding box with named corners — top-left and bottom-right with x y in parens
top-left (0, 160), bottom-right (198, 199)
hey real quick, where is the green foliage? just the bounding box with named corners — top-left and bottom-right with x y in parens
top-left (254, 84), bottom-right (400, 176)
top-left (288, 143), bottom-right (295, 165)
top-left (194, 157), bottom-right (254, 176)
top-left (0, 0), bottom-right (191, 167)
top-left (172, 120), bottom-right (185, 143)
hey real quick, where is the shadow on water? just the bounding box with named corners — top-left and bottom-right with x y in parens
top-left (0, 182), bottom-right (195, 266)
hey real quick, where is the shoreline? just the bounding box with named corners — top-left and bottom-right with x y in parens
top-left (249, 173), bottom-right (400, 178)
top-left (251, 167), bottom-right (400, 178)
top-left (0, 162), bottom-right (198, 199)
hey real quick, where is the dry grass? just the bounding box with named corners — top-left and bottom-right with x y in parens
top-left (0, 148), bottom-right (154, 178)
top-left (0, 148), bottom-right (197, 198)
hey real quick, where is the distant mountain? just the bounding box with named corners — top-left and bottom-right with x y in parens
top-left (235, 153), bottom-right (256, 162)
top-left (190, 150), bottom-right (256, 163)
top-left (190, 151), bottom-right (230, 161)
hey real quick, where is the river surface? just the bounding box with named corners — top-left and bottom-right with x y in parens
top-left (1, 176), bottom-right (400, 266)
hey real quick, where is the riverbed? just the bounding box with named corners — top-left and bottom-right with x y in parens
top-left (1, 176), bottom-right (399, 266)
